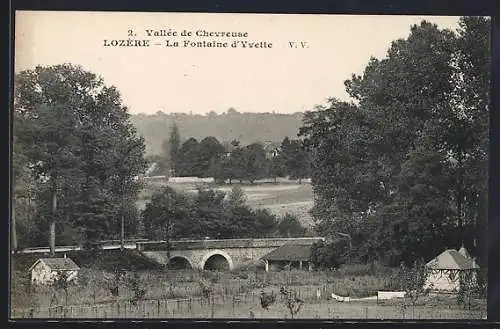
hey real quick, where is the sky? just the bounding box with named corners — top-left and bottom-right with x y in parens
top-left (15, 12), bottom-right (461, 115)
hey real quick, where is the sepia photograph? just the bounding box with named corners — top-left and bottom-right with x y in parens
top-left (11, 11), bottom-right (490, 320)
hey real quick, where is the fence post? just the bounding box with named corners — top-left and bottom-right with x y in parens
top-left (157, 299), bottom-right (160, 316)
top-left (232, 296), bottom-right (236, 317)
top-left (211, 300), bottom-right (215, 319)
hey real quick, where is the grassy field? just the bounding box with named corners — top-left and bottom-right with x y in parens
top-left (11, 290), bottom-right (486, 320)
top-left (137, 180), bottom-right (315, 228)
top-left (10, 254), bottom-right (486, 320)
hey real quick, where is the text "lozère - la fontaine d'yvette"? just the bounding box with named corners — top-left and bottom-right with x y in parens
top-left (103, 29), bottom-right (273, 48)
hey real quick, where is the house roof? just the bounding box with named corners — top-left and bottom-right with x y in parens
top-left (29, 257), bottom-right (80, 271)
top-left (262, 244), bottom-right (312, 261)
top-left (426, 249), bottom-right (478, 270)
top-left (264, 142), bottom-right (281, 152)
top-left (458, 246), bottom-right (471, 259)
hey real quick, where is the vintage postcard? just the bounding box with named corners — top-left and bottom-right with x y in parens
top-left (11, 11), bottom-right (490, 320)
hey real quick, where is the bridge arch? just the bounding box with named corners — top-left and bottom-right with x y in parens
top-left (200, 250), bottom-right (234, 271)
top-left (168, 256), bottom-right (193, 269)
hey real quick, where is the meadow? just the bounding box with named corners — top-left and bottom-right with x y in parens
top-left (10, 254), bottom-right (486, 320)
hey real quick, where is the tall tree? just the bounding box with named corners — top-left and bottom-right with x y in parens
top-left (268, 153), bottom-right (287, 183)
top-left (160, 138), bottom-right (171, 175)
top-left (221, 140), bottom-right (245, 184)
top-left (168, 123), bottom-right (181, 176)
top-left (242, 143), bottom-right (268, 183)
top-left (447, 16), bottom-right (490, 263)
top-left (195, 136), bottom-right (225, 178)
top-left (142, 186), bottom-right (190, 259)
top-left (14, 64), bottom-right (147, 250)
top-left (178, 137), bottom-right (199, 176)
top-left (15, 101), bottom-right (82, 255)
top-left (278, 214), bottom-right (306, 238)
top-left (281, 138), bottom-right (311, 183)
top-left (191, 188), bottom-right (228, 238)
top-left (300, 19), bottom-right (489, 265)
top-left (12, 113), bottom-right (33, 251)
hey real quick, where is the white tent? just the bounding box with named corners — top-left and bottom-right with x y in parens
top-left (424, 248), bottom-right (479, 292)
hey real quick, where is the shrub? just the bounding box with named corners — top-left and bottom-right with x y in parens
top-left (335, 262), bottom-right (396, 277)
top-left (278, 213), bottom-right (307, 238)
top-left (310, 241), bottom-right (347, 269)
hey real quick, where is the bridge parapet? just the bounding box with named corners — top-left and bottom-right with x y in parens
top-left (136, 237), bottom-right (324, 252)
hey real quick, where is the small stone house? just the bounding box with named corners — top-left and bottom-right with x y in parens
top-left (261, 244), bottom-right (313, 272)
top-left (29, 256), bottom-right (80, 286)
top-left (423, 247), bottom-right (479, 292)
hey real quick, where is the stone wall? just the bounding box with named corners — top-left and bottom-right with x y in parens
top-left (137, 237), bottom-right (324, 252)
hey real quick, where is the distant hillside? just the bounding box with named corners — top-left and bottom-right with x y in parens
top-left (130, 110), bottom-right (305, 155)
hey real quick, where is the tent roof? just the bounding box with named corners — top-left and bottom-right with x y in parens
top-left (458, 246), bottom-right (471, 259)
top-left (262, 244), bottom-right (312, 261)
top-left (426, 249), bottom-right (478, 270)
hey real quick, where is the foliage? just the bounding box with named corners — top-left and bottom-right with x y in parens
top-left (196, 137), bottom-right (226, 178)
top-left (167, 123), bottom-right (181, 175)
top-left (152, 133), bottom-right (314, 184)
top-left (398, 259), bottom-right (430, 318)
top-left (268, 151), bottom-right (287, 182)
top-left (279, 286), bottom-right (304, 319)
top-left (13, 64), bottom-right (147, 248)
top-left (142, 186), bottom-right (279, 241)
top-left (278, 213), bottom-right (306, 238)
top-left (53, 270), bottom-right (73, 306)
top-left (457, 269), bottom-right (485, 310)
top-left (280, 137), bottom-right (311, 182)
top-left (225, 186), bottom-right (247, 208)
top-left (191, 187), bottom-right (228, 238)
top-left (131, 110), bottom-right (305, 156)
top-left (142, 186), bottom-right (190, 250)
top-left (127, 272), bottom-right (147, 305)
top-left (178, 137), bottom-right (200, 176)
top-left (310, 240), bottom-right (348, 269)
top-left (149, 130), bottom-right (315, 186)
top-left (242, 143), bottom-right (268, 183)
top-left (299, 17), bottom-right (490, 266)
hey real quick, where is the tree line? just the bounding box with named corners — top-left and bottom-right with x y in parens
top-left (142, 185), bottom-right (307, 250)
top-left (303, 17), bottom-right (490, 268)
top-left (150, 126), bottom-right (311, 183)
top-left (130, 109), bottom-right (304, 156)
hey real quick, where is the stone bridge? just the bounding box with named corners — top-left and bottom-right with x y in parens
top-left (136, 237), bottom-right (324, 271)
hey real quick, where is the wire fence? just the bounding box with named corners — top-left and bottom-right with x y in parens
top-left (11, 293), bottom-right (259, 319)
top-left (11, 288), bottom-right (486, 320)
